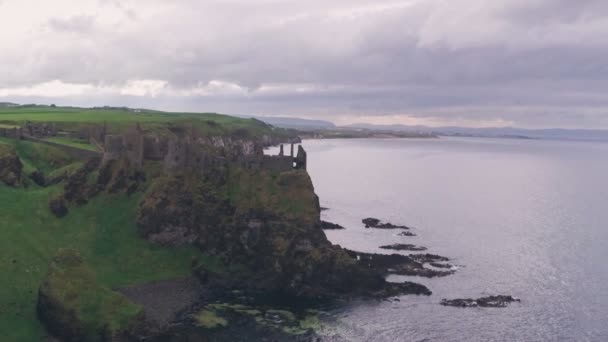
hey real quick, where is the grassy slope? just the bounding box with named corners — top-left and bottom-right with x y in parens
top-left (44, 137), bottom-right (99, 152)
top-left (0, 185), bottom-right (206, 341)
top-left (0, 135), bottom-right (216, 341)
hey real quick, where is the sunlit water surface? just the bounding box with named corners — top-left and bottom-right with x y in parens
top-left (272, 137), bottom-right (608, 342)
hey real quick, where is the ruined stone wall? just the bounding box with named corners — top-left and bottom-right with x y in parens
top-left (295, 145), bottom-right (307, 170)
top-left (24, 122), bottom-right (57, 138)
top-left (0, 127), bottom-right (23, 139)
top-left (260, 155), bottom-right (294, 173)
top-left (123, 125), bottom-right (144, 168)
top-left (102, 135), bottom-right (124, 163)
top-left (143, 136), bottom-right (167, 161)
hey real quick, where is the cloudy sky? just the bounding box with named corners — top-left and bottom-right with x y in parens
top-left (1, 0), bottom-right (607, 128)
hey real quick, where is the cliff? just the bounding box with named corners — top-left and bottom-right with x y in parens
top-left (0, 114), bottom-right (428, 341)
top-left (136, 161), bottom-right (424, 299)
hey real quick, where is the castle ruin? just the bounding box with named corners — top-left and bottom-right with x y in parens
top-left (0, 121), bottom-right (307, 174)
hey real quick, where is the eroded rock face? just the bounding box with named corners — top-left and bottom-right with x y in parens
top-left (0, 144), bottom-right (23, 187)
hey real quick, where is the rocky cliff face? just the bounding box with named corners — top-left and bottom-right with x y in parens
top-left (0, 144), bottom-right (23, 186)
top-left (136, 166), bottom-right (426, 299)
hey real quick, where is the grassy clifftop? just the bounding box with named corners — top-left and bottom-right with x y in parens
top-left (0, 106), bottom-right (294, 140)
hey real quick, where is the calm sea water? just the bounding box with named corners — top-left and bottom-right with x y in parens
top-left (293, 137), bottom-right (608, 342)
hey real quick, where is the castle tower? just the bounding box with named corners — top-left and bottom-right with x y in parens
top-left (295, 145), bottom-right (307, 170)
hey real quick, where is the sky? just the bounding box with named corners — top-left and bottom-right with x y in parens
top-left (1, 0), bottom-right (608, 128)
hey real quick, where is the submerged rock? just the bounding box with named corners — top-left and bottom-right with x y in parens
top-left (320, 220), bottom-right (345, 230)
top-left (379, 244), bottom-right (427, 252)
top-left (440, 295), bottom-right (521, 308)
top-left (362, 218), bottom-right (410, 229)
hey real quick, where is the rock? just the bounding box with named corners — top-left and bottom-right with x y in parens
top-left (345, 249), bottom-right (454, 278)
top-left (440, 295), bottom-right (521, 308)
top-left (49, 196), bottom-right (68, 218)
top-left (380, 244), bottom-right (427, 251)
top-left (320, 207), bottom-right (329, 211)
top-left (320, 220), bottom-right (345, 230)
top-left (362, 218), bottom-right (380, 227)
top-left (409, 254), bottom-right (450, 263)
top-left (362, 217), bottom-right (410, 229)
top-left (397, 231), bottom-right (416, 237)
top-left (29, 170), bottom-right (46, 187)
top-left (430, 262), bottom-right (453, 269)
top-left (0, 144), bottom-right (23, 187)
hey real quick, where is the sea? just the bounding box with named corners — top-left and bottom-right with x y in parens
top-left (287, 137), bottom-right (608, 342)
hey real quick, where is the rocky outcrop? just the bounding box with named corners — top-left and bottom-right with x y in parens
top-left (0, 144), bottom-right (23, 187)
top-left (440, 295), bottom-right (520, 308)
top-left (59, 157), bottom-right (145, 212)
top-left (37, 249), bottom-right (149, 341)
top-left (379, 244), bottom-right (427, 251)
top-left (362, 218), bottom-right (410, 229)
top-left (346, 250), bottom-right (454, 278)
top-left (320, 221), bottom-right (345, 230)
top-left (49, 196), bottom-right (68, 218)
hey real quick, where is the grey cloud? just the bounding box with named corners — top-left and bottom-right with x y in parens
top-left (2, 0), bottom-right (608, 128)
top-left (47, 15), bottom-right (97, 33)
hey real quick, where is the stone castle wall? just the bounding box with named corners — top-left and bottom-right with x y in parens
top-left (0, 127), bottom-right (23, 139)
top-left (260, 156), bottom-right (294, 173)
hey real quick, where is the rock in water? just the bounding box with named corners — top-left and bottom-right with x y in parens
top-left (320, 220), bottom-right (345, 230)
top-left (345, 250), bottom-right (454, 278)
top-left (380, 244), bottom-right (427, 251)
top-left (441, 295), bottom-right (521, 308)
top-left (362, 217), bottom-right (410, 229)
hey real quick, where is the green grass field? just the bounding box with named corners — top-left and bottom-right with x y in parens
top-left (0, 136), bottom-right (222, 341)
top-left (44, 137), bottom-right (99, 152)
top-left (0, 106), bottom-right (284, 139)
